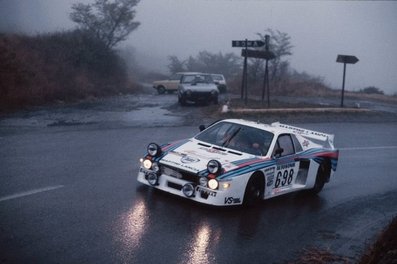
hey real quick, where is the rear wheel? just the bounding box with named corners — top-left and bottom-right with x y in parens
top-left (157, 86), bottom-right (166, 94)
top-left (310, 162), bottom-right (330, 194)
top-left (243, 173), bottom-right (264, 207)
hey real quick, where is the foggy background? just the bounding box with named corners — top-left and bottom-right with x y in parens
top-left (1, 0), bottom-right (396, 94)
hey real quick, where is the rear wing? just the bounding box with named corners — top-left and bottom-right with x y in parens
top-left (271, 122), bottom-right (335, 149)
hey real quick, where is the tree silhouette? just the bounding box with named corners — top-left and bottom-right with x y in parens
top-left (70, 0), bottom-right (140, 49)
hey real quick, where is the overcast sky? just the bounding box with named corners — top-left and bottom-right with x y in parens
top-left (1, 0), bottom-right (396, 94)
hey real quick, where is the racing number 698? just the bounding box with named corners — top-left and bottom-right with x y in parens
top-left (275, 169), bottom-right (294, 188)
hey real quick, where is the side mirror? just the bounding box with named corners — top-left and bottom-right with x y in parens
top-left (199, 125), bottom-right (206, 132)
top-left (273, 148), bottom-right (284, 158)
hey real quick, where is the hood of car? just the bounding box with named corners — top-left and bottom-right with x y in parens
top-left (159, 139), bottom-right (256, 174)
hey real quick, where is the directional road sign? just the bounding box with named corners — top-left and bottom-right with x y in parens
top-left (232, 40), bottom-right (265, 48)
top-left (241, 49), bottom-right (276, 60)
top-left (336, 54), bottom-right (359, 107)
top-left (336, 55), bottom-right (359, 64)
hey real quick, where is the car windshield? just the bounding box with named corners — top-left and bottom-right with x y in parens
top-left (181, 74), bottom-right (213, 84)
top-left (195, 121), bottom-right (274, 156)
top-left (212, 75), bottom-right (223, 81)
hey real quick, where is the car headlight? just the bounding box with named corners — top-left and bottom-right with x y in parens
top-left (207, 160), bottom-right (222, 174)
top-left (208, 179), bottom-right (219, 190)
top-left (185, 89), bottom-right (192, 96)
top-left (147, 172), bottom-right (159, 186)
top-left (199, 177), bottom-right (208, 187)
top-left (147, 143), bottom-right (161, 157)
top-left (182, 183), bottom-right (195, 197)
top-left (152, 162), bottom-right (160, 173)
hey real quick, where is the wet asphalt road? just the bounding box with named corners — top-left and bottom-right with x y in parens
top-left (0, 93), bottom-right (396, 263)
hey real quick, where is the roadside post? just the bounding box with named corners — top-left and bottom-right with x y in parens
top-left (232, 39), bottom-right (266, 105)
top-left (232, 37), bottom-right (275, 106)
top-left (336, 55), bottom-right (359, 107)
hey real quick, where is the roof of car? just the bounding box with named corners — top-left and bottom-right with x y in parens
top-left (176, 72), bottom-right (202, 75)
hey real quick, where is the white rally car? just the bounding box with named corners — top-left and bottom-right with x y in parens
top-left (137, 119), bottom-right (339, 206)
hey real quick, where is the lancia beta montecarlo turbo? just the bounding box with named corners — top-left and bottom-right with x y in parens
top-left (137, 119), bottom-right (339, 206)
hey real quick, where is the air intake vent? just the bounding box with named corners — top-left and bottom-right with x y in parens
top-left (198, 142), bottom-right (211, 148)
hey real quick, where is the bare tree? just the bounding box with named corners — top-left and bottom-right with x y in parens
top-left (257, 29), bottom-right (293, 84)
top-left (70, 0), bottom-right (140, 49)
top-left (167, 55), bottom-right (186, 74)
top-left (169, 51), bottom-right (241, 79)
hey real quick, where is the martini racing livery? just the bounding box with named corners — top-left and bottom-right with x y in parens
top-left (137, 119), bottom-right (339, 206)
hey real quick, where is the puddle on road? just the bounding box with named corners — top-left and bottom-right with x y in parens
top-left (122, 106), bottom-right (181, 126)
top-left (0, 106), bottom-right (183, 128)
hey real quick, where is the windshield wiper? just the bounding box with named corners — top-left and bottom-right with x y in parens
top-left (222, 127), bottom-right (241, 147)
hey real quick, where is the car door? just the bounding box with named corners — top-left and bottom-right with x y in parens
top-left (270, 134), bottom-right (300, 196)
top-left (168, 73), bottom-right (183, 91)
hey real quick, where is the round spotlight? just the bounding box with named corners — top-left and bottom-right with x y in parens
top-left (147, 143), bottom-right (161, 157)
top-left (207, 160), bottom-right (221, 174)
top-left (182, 183), bottom-right (195, 197)
top-left (147, 172), bottom-right (159, 186)
top-left (199, 177), bottom-right (208, 187)
top-left (208, 179), bottom-right (219, 190)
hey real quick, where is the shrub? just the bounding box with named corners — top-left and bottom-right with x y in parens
top-left (0, 30), bottom-right (129, 111)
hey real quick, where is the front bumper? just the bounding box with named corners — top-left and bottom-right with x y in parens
top-left (181, 91), bottom-right (217, 102)
top-left (137, 167), bottom-right (244, 206)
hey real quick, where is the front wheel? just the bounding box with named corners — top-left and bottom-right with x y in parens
top-left (243, 174), bottom-right (264, 207)
top-left (213, 95), bottom-right (219, 105)
top-left (178, 94), bottom-right (187, 106)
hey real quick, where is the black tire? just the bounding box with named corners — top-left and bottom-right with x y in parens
top-left (243, 173), bottom-right (264, 207)
top-left (157, 86), bottom-right (166, 94)
top-left (178, 95), bottom-right (187, 106)
top-left (310, 162), bottom-right (330, 194)
top-left (213, 95), bottom-right (219, 105)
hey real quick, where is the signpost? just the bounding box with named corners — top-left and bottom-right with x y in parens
top-left (232, 40), bottom-right (265, 48)
top-left (241, 49), bottom-right (275, 60)
top-left (336, 55), bottom-right (359, 107)
top-left (232, 36), bottom-right (275, 106)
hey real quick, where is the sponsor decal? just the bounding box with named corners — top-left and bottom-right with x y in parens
top-left (302, 140), bottom-right (310, 147)
top-left (161, 158), bottom-right (200, 172)
top-left (224, 197), bottom-right (241, 204)
top-left (277, 162), bottom-right (295, 170)
top-left (199, 147), bottom-right (227, 155)
top-left (195, 186), bottom-right (217, 197)
top-left (181, 155), bottom-right (200, 164)
top-left (265, 167), bottom-right (275, 175)
top-left (265, 167), bottom-right (275, 187)
top-left (267, 175), bottom-right (274, 187)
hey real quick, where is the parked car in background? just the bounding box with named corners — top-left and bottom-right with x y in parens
top-left (153, 72), bottom-right (200, 94)
top-left (178, 73), bottom-right (219, 105)
top-left (211, 74), bottom-right (227, 93)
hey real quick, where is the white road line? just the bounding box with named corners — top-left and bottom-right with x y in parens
top-left (339, 146), bottom-right (397, 151)
top-left (0, 185), bottom-right (65, 202)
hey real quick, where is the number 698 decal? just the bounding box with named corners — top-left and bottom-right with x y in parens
top-left (275, 169), bottom-right (294, 188)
